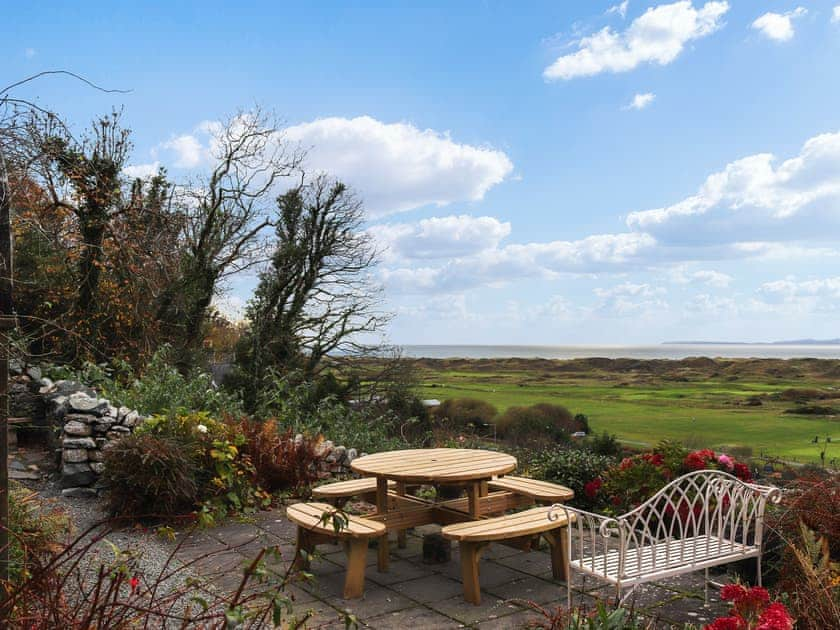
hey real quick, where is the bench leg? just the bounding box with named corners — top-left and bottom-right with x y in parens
top-left (292, 527), bottom-right (314, 571)
top-left (545, 527), bottom-right (570, 582)
top-left (343, 539), bottom-right (368, 599)
top-left (460, 542), bottom-right (487, 605)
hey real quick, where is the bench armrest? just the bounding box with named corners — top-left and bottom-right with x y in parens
top-left (548, 503), bottom-right (622, 538)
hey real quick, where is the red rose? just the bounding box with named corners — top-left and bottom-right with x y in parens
top-left (685, 452), bottom-right (708, 471)
top-left (619, 457), bottom-right (635, 470)
top-left (584, 478), bottom-right (602, 499)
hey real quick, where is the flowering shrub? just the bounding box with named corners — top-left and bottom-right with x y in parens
top-left (704, 584), bottom-right (793, 630)
top-left (527, 448), bottom-right (615, 510)
top-left (588, 441), bottom-right (753, 513)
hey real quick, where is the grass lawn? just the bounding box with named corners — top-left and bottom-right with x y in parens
top-left (414, 360), bottom-right (840, 465)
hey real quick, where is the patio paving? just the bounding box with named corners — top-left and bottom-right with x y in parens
top-left (170, 505), bottom-right (733, 628)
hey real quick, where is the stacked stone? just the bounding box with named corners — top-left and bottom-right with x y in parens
top-left (312, 437), bottom-right (361, 476)
top-left (39, 379), bottom-right (143, 496)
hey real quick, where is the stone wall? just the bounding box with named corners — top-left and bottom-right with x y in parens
top-left (14, 368), bottom-right (364, 496)
top-left (38, 378), bottom-right (144, 496)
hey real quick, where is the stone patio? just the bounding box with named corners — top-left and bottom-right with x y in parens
top-left (171, 506), bottom-right (734, 628)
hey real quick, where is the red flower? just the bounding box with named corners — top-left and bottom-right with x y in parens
top-left (130, 576), bottom-right (140, 593)
top-left (584, 478), bottom-right (602, 499)
top-left (733, 462), bottom-right (752, 482)
top-left (685, 452), bottom-right (709, 471)
top-left (756, 602), bottom-right (793, 630)
top-left (704, 616), bottom-right (746, 630)
top-left (619, 457), bottom-right (635, 470)
top-left (642, 453), bottom-right (664, 467)
top-left (720, 583), bottom-right (748, 603)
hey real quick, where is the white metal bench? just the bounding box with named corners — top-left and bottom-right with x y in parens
top-left (549, 470), bottom-right (781, 606)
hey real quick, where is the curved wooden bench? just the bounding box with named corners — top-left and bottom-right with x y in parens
top-left (441, 506), bottom-right (574, 604)
top-left (312, 478), bottom-right (396, 504)
top-left (487, 476), bottom-right (574, 503)
top-left (287, 502), bottom-right (385, 599)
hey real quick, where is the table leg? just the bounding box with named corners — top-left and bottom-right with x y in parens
top-left (396, 481), bottom-right (407, 549)
top-left (467, 482), bottom-right (481, 519)
top-left (376, 476), bottom-right (390, 572)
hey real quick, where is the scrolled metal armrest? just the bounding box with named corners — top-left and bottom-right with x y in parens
top-left (548, 503), bottom-right (621, 538)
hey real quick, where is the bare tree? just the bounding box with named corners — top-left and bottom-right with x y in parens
top-left (156, 110), bottom-right (301, 368)
top-left (234, 174), bottom-right (390, 406)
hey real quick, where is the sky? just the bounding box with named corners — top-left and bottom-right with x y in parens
top-left (5, 1), bottom-right (840, 345)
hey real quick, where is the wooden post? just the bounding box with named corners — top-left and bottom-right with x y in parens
top-left (0, 166), bottom-right (12, 586)
top-left (395, 481), bottom-right (407, 549)
top-left (375, 476), bottom-right (390, 572)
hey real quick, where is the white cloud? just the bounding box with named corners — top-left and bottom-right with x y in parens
top-left (369, 215), bottom-right (511, 261)
top-left (606, 1), bottom-right (629, 19)
top-left (285, 116), bottom-right (513, 217)
top-left (212, 294), bottom-right (247, 321)
top-left (544, 1), bottom-right (729, 80)
top-left (759, 276), bottom-right (840, 300)
top-left (751, 7), bottom-right (806, 42)
top-left (833, 6), bottom-right (840, 24)
top-left (626, 92), bottom-right (656, 110)
top-left (670, 266), bottom-right (733, 287)
top-left (626, 130), bottom-right (840, 245)
top-left (123, 162), bottom-right (161, 179)
top-left (593, 282), bottom-right (668, 316)
top-left (160, 134), bottom-right (205, 168)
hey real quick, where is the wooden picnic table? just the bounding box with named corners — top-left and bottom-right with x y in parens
top-left (351, 448), bottom-right (518, 570)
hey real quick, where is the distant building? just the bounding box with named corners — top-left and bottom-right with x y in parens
top-left (422, 399), bottom-right (441, 408)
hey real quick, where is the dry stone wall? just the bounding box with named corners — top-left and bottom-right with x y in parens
top-left (38, 378), bottom-right (144, 496)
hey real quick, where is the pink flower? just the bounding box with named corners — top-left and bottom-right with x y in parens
top-left (717, 454), bottom-right (734, 470)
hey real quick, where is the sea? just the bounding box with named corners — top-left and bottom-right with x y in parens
top-left (398, 344), bottom-right (840, 360)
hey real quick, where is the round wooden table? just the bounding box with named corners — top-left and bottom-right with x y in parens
top-left (351, 448), bottom-right (517, 485)
top-left (352, 448), bottom-right (517, 571)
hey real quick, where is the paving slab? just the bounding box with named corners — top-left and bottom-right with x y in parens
top-left (390, 574), bottom-right (466, 603)
top-left (365, 558), bottom-right (436, 586)
top-left (427, 594), bottom-right (522, 626)
top-left (327, 587), bottom-right (416, 621)
top-left (485, 575), bottom-right (563, 606)
top-left (365, 605), bottom-right (464, 629)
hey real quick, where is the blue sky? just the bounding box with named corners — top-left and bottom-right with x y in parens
top-left (5, 1), bottom-right (840, 345)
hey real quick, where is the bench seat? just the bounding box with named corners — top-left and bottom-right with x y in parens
top-left (487, 476), bottom-right (574, 503)
top-left (286, 502), bottom-right (385, 598)
top-left (441, 506), bottom-right (573, 604)
top-left (312, 478), bottom-right (396, 502)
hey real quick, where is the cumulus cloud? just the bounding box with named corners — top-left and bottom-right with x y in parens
top-left (759, 276), bottom-right (840, 300)
top-left (368, 215), bottom-right (511, 261)
top-left (285, 116), bottom-right (513, 217)
top-left (670, 267), bottom-right (733, 287)
top-left (123, 162), bottom-right (161, 179)
top-left (833, 6), bottom-right (840, 23)
top-left (544, 1), bottom-right (729, 80)
top-left (593, 282), bottom-right (668, 316)
top-left (751, 7), bottom-right (806, 42)
top-left (626, 92), bottom-right (656, 110)
top-left (606, 1), bottom-right (629, 18)
top-left (626, 131), bottom-right (840, 245)
top-left (160, 134), bottom-right (205, 168)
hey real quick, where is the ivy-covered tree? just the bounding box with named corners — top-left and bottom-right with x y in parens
top-left (232, 175), bottom-right (389, 409)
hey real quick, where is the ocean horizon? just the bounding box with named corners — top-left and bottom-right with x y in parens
top-left (398, 344), bottom-right (840, 360)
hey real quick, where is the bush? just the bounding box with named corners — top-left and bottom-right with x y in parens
top-left (527, 448), bottom-right (615, 510)
top-left (496, 403), bottom-right (581, 447)
top-left (231, 418), bottom-right (323, 494)
top-left (587, 431), bottom-right (623, 457)
top-left (436, 398), bottom-right (497, 434)
top-left (7, 481), bottom-right (69, 583)
top-left (102, 433), bottom-right (200, 518)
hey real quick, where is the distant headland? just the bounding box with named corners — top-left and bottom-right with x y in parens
top-left (662, 339), bottom-right (840, 346)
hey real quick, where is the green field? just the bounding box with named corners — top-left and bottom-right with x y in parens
top-left (411, 357), bottom-right (840, 464)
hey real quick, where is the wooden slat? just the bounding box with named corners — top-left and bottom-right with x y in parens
top-left (441, 506), bottom-right (573, 542)
top-left (286, 502), bottom-right (386, 538)
top-left (312, 478), bottom-right (395, 498)
top-left (351, 448), bottom-right (516, 483)
top-left (488, 476), bottom-right (574, 502)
